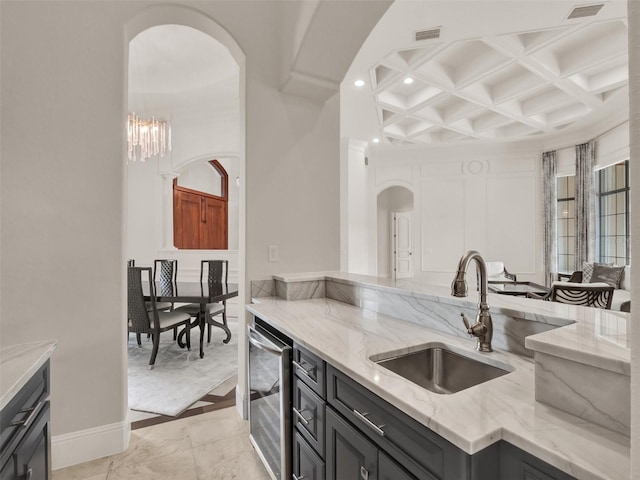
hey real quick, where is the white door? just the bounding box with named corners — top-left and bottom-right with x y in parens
top-left (393, 212), bottom-right (413, 279)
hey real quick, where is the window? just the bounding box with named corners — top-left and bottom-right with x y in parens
top-left (597, 161), bottom-right (630, 265)
top-left (556, 175), bottom-right (575, 273)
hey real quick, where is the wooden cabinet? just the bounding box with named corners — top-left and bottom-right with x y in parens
top-left (173, 160), bottom-right (228, 250)
top-left (173, 187), bottom-right (227, 249)
top-left (0, 361), bottom-right (50, 480)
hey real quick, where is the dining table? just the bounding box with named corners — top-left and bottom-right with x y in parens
top-left (143, 280), bottom-right (239, 358)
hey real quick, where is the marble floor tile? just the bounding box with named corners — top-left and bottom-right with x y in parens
top-left (52, 456), bottom-right (111, 480)
top-left (52, 407), bottom-right (264, 480)
top-left (107, 449), bottom-right (198, 480)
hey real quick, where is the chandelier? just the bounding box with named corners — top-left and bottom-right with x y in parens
top-left (127, 113), bottom-right (171, 162)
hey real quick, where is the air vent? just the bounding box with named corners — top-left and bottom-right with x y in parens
top-left (415, 27), bottom-right (441, 42)
top-left (567, 3), bottom-right (604, 19)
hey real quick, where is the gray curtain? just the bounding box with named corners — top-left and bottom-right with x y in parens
top-left (575, 140), bottom-right (596, 268)
top-left (542, 151), bottom-right (557, 287)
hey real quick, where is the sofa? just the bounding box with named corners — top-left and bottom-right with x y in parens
top-left (563, 264), bottom-right (630, 311)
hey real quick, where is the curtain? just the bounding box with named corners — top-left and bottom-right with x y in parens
top-left (575, 140), bottom-right (596, 268)
top-left (542, 151), bottom-right (557, 287)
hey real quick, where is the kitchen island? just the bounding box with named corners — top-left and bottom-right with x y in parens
top-left (248, 273), bottom-right (630, 480)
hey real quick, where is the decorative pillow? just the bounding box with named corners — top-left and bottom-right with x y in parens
top-left (589, 263), bottom-right (625, 289)
top-left (582, 262), bottom-right (594, 283)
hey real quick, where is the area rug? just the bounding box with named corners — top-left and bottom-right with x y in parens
top-left (128, 319), bottom-right (238, 417)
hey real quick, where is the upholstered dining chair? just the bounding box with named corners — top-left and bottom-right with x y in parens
top-left (128, 266), bottom-right (192, 369)
top-left (175, 260), bottom-right (228, 345)
top-left (527, 281), bottom-right (614, 309)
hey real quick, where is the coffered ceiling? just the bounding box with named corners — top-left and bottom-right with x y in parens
top-left (343, 0), bottom-right (629, 147)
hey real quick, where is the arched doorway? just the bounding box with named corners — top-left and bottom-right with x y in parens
top-left (124, 6), bottom-right (246, 419)
top-left (377, 186), bottom-right (414, 279)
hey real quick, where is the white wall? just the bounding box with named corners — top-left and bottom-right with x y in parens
top-left (346, 120), bottom-right (633, 288)
top-left (0, 0), bottom-right (388, 469)
top-left (359, 142), bottom-right (542, 286)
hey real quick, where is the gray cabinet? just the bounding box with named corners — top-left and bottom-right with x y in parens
top-left (285, 330), bottom-right (576, 480)
top-left (500, 443), bottom-right (577, 480)
top-left (326, 407), bottom-right (377, 480)
top-left (0, 361), bottom-right (50, 480)
top-left (292, 343), bottom-right (327, 480)
top-left (293, 431), bottom-right (325, 480)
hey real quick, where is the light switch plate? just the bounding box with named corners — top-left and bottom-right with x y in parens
top-left (268, 245), bottom-right (279, 262)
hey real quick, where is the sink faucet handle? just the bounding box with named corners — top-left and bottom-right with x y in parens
top-left (461, 313), bottom-right (472, 334)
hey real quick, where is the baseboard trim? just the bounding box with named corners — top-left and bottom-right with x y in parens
top-left (52, 412), bottom-right (131, 470)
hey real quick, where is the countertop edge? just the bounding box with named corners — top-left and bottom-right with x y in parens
top-left (0, 340), bottom-right (57, 411)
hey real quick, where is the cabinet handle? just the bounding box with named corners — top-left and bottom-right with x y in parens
top-left (292, 475), bottom-right (305, 480)
top-left (353, 409), bottom-right (385, 437)
top-left (293, 407), bottom-right (312, 425)
top-left (201, 197), bottom-right (206, 223)
top-left (10, 402), bottom-right (42, 429)
top-left (293, 360), bottom-right (314, 377)
top-left (360, 465), bottom-right (369, 480)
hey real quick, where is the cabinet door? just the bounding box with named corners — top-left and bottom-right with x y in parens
top-left (326, 407), bottom-right (377, 480)
top-left (293, 376), bottom-right (325, 457)
top-left (500, 443), bottom-right (576, 480)
top-left (2, 403), bottom-right (50, 480)
top-left (174, 189), bottom-right (202, 249)
top-left (200, 196), bottom-right (227, 249)
top-left (379, 451), bottom-right (418, 480)
top-left (293, 432), bottom-right (325, 480)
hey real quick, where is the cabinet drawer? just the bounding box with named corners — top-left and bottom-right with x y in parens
top-left (1, 361), bottom-right (49, 470)
top-left (293, 376), bottom-right (326, 458)
top-left (293, 344), bottom-right (326, 397)
top-left (293, 431), bottom-right (325, 480)
top-left (327, 365), bottom-right (469, 480)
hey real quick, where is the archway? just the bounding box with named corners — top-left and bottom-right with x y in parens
top-left (124, 5), bottom-right (246, 419)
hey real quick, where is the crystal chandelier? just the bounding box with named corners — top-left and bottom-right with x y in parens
top-left (127, 113), bottom-right (171, 162)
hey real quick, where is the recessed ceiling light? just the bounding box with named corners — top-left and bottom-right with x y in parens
top-left (403, 77), bottom-right (414, 85)
top-left (372, 138), bottom-right (380, 143)
top-left (354, 79), bottom-right (365, 87)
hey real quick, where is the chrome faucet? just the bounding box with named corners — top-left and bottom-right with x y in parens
top-left (451, 250), bottom-right (493, 352)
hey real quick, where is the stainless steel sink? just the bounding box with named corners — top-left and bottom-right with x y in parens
top-left (370, 343), bottom-right (513, 395)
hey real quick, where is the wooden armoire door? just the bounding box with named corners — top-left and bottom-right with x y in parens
top-left (174, 189), bottom-right (202, 249)
top-left (173, 160), bottom-right (229, 249)
top-left (201, 196), bottom-right (228, 249)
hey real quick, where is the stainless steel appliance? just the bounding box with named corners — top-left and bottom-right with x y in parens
top-left (248, 320), bottom-right (292, 480)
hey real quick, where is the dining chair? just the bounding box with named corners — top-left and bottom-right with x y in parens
top-left (175, 260), bottom-right (229, 345)
top-left (128, 266), bottom-right (192, 369)
top-left (527, 281), bottom-right (614, 309)
top-left (152, 259), bottom-right (178, 312)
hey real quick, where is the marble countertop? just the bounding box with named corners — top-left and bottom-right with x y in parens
top-left (0, 340), bottom-right (56, 411)
top-left (247, 296), bottom-right (630, 480)
top-left (273, 271), bottom-right (631, 329)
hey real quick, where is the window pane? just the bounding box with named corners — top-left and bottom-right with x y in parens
top-left (567, 175), bottom-right (575, 197)
top-left (616, 237), bottom-right (627, 264)
top-left (616, 164), bottom-right (626, 190)
top-left (557, 177), bottom-right (567, 198)
top-left (617, 214), bottom-right (626, 235)
top-left (557, 218), bottom-right (566, 236)
top-left (616, 192), bottom-right (626, 214)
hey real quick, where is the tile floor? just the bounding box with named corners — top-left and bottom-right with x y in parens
top-left (52, 407), bottom-right (270, 480)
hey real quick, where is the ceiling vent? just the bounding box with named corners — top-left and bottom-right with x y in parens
top-left (415, 27), bottom-right (441, 42)
top-left (566, 3), bottom-right (604, 19)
